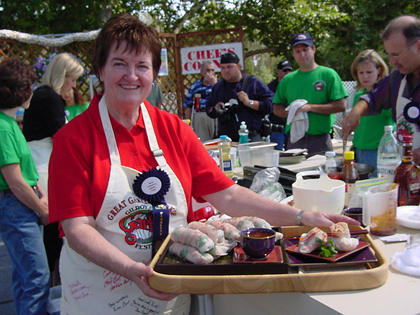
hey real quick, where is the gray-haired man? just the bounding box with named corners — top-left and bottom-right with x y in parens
top-left (183, 61), bottom-right (218, 142)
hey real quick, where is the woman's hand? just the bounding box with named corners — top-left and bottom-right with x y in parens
top-left (301, 211), bottom-right (360, 228)
top-left (126, 262), bottom-right (178, 301)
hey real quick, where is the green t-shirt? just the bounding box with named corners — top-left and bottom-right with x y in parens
top-left (65, 102), bottom-right (90, 121)
top-left (273, 65), bottom-right (348, 135)
top-left (0, 112), bottom-right (38, 190)
top-left (352, 90), bottom-right (395, 150)
top-left (146, 80), bottom-right (164, 107)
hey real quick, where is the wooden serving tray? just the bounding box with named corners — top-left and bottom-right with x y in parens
top-left (149, 225), bottom-right (388, 294)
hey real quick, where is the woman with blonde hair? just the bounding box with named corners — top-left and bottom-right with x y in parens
top-left (23, 52), bottom-right (84, 286)
top-left (350, 49), bottom-right (395, 170)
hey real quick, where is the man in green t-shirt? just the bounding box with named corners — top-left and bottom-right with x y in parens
top-left (272, 33), bottom-right (348, 154)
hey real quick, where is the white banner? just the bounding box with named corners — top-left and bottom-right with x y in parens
top-left (180, 42), bottom-right (244, 75)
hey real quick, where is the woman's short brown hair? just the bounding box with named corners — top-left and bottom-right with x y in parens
top-left (0, 58), bottom-right (36, 109)
top-left (92, 13), bottom-right (162, 80)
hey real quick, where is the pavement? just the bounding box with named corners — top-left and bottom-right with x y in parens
top-left (0, 235), bottom-right (16, 315)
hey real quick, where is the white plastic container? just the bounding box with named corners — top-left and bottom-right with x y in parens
top-left (292, 170), bottom-right (345, 213)
top-left (237, 142), bottom-right (277, 167)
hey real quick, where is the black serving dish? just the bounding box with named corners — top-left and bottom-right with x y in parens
top-left (153, 238), bottom-right (289, 275)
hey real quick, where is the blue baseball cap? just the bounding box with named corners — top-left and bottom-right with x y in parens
top-left (290, 33), bottom-right (314, 48)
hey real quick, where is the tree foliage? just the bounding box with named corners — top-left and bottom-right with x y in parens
top-left (1, 0), bottom-right (419, 80)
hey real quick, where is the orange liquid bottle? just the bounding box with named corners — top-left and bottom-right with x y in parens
top-left (341, 151), bottom-right (359, 207)
top-left (394, 135), bottom-right (420, 206)
top-left (325, 151), bottom-right (340, 179)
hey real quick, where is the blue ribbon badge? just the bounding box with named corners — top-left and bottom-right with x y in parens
top-left (132, 168), bottom-right (171, 254)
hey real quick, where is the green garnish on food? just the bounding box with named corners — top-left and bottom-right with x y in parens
top-left (317, 239), bottom-right (338, 258)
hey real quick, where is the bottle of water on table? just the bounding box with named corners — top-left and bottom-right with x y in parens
top-left (377, 125), bottom-right (401, 181)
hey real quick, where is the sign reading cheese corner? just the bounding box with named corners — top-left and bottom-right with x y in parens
top-left (180, 42), bottom-right (244, 75)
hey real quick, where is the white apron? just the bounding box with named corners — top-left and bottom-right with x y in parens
top-left (27, 137), bottom-right (52, 194)
top-left (60, 98), bottom-right (190, 314)
top-left (396, 76), bottom-right (420, 150)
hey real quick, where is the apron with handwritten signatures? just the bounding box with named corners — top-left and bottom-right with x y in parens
top-left (59, 98), bottom-right (190, 314)
top-left (396, 76), bottom-right (420, 149)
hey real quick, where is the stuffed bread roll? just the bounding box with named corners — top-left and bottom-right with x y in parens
top-left (169, 243), bottom-right (214, 264)
top-left (170, 226), bottom-right (215, 252)
top-left (188, 221), bottom-right (225, 243)
top-left (207, 220), bottom-right (240, 241)
top-left (330, 222), bottom-right (359, 251)
top-left (298, 227), bottom-right (328, 254)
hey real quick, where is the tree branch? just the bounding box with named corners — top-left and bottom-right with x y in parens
top-left (245, 47), bottom-right (276, 58)
top-left (172, 0), bottom-right (208, 34)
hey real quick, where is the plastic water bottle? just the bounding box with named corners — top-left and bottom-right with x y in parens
top-left (238, 121), bottom-right (249, 144)
top-left (325, 151), bottom-right (340, 179)
top-left (218, 135), bottom-right (233, 178)
top-left (377, 125), bottom-right (401, 181)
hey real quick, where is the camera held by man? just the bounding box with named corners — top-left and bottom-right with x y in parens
top-left (212, 98), bottom-right (239, 124)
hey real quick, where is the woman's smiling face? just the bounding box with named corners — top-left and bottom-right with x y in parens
top-left (99, 40), bottom-right (154, 108)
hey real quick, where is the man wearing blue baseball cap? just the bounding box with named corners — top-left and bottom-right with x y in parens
top-left (272, 33), bottom-right (348, 154)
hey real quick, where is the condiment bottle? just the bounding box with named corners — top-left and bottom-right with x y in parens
top-left (238, 121), bottom-right (249, 144)
top-left (194, 93), bottom-right (201, 112)
top-left (341, 151), bottom-right (359, 207)
top-left (394, 135), bottom-right (420, 206)
top-left (218, 135), bottom-right (233, 178)
top-left (377, 125), bottom-right (401, 181)
top-left (325, 151), bottom-right (340, 179)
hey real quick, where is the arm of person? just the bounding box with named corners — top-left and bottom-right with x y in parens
top-left (0, 163), bottom-right (49, 225)
top-left (202, 184), bottom-right (359, 228)
top-left (341, 99), bottom-right (370, 141)
top-left (273, 103), bottom-right (289, 118)
top-left (183, 84), bottom-right (196, 119)
top-left (237, 91), bottom-right (260, 110)
top-left (61, 216), bottom-right (178, 301)
top-left (298, 97), bottom-right (347, 115)
top-left (207, 102), bottom-right (225, 118)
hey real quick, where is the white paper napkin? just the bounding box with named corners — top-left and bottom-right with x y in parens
top-left (390, 235), bottom-right (420, 277)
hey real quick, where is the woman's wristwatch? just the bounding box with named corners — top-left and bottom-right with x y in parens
top-left (296, 210), bottom-right (305, 226)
